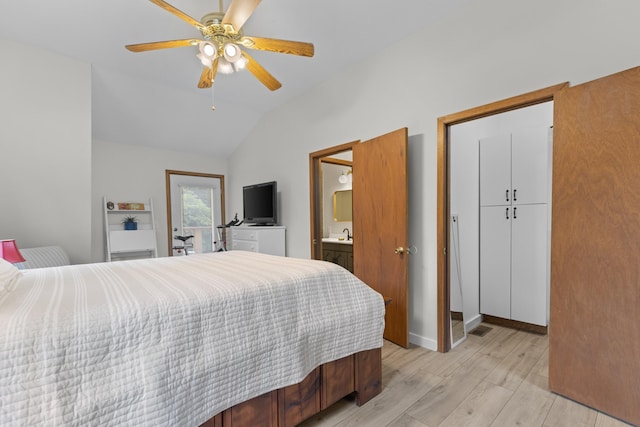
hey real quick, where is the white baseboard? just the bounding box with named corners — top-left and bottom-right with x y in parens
top-left (409, 332), bottom-right (438, 351)
top-left (465, 314), bottom-right (483, 332)
top-left (407, 314), bottom-right (483, 352)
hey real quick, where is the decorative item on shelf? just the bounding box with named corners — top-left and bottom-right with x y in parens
top-left (117, 202), bottom-right (145, 210)
top-left (106, 201), bottom-right (115, 210)
top-left (122, 216), bottom-right (138, 231)
top-left (0, 239), bottom-right (26, 264)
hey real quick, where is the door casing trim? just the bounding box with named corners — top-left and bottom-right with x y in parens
top-left (436, 82), bottom-right (568, 352)
top-left (165, 170), bottom-right (226, 256)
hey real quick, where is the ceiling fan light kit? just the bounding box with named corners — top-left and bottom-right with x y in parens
top-left (199, 41), bottom-right (218, 58)
top-left (217, 57), bottom-right (234, 74)
top-left (125, 0), bottom-right (315, 108)
top-left (197, 41), bottom-right (218, 67)
top-left (223, 42), bottom-right (242, 62)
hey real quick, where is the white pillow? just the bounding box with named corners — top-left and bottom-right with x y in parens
top-left (0, 258), bottom-right (23, 298)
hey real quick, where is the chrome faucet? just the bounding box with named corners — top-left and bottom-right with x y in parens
top-left (343, 227), bottom-right (352, 241)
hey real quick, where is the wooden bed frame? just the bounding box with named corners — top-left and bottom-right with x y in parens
top-left (200, 347), bottom-right (382, 427)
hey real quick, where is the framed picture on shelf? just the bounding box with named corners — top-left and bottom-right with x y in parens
top-left (116, 202), bottom-right (145, 210)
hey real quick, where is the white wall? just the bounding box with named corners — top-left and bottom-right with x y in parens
top-left (0, 40), bottom-right (92, 264)
top-left (0, 39), bottom-right (228, 264)
top-left (227, 0), bottom-right (640, 349)
top-left (92, 140), bottom-right (227, 261)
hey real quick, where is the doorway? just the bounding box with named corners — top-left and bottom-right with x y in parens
top-left (165, 170), bottom-right (226, 256)
top-left (436, 83), bottom-right (567, 352)
top-left (320, 155), bottom-right (354, 270)
top-left (310, 128), bottom-right (409, 348)
top-left (309, 141), bottom-right (359, 260)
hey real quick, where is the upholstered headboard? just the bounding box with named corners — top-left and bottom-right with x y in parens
top-left (20, 246), bottom-right (70, 269)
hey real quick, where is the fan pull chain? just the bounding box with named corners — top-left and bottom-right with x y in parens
top-left (211, 85), bottom-right (216, 111)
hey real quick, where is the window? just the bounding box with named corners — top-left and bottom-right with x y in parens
top-left (166, 171), bottom-right (225, 255)
top-left (180, 185), bottom-right (215, 253)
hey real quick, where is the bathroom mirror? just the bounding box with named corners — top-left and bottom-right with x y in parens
top-left (333, 190), bottom-right (352, 221)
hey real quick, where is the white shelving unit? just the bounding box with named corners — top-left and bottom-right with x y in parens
top-left (104, 197), bottom-right (158, 262)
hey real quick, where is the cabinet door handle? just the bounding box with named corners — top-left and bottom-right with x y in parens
top-left (506, 189), bottom-right (510, 202)
top-left (513, 189), bottom-right (517, 202)
top-left (506, 207), bottom-right (509, 219)
top-left (514, 206), bottom-right (517, 219)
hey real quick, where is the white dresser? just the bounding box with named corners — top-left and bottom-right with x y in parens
top-left (229, 225), bottom-right (286, 256)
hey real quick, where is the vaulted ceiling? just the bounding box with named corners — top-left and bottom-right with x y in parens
top-left (0, 0), bottom-right (472, 156)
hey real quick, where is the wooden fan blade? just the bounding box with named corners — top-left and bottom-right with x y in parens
top-left (149, 0), bottom-right (204, 30)
top-left (198, 58), bottom-right (219, 89)
top-left (198, 67), bottom-right (212, 89)
top-left (126, 39), bottom-right (200, 52)
top-left (243, 51), bottom-right (282, 91)
top-left (239, 36), bottom-right (314, 57)
top-left (221, 0), bottom-right (261, 33)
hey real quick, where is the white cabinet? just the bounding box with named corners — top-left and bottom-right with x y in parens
top-left (230, 226), bottom-right (286, 256)
top-left (510, 204), bottom-right (548, 325)
top-left (479, 127), bottom-right (550, 327)
top-left (480, 129), bottom-right (549, 206)
top-left (479, 205), bottom-right (512, 320)
top-left (480, 204), bottom-right (548, 325)
top-left (104, 197), bottom-right (158, 261)
top-left (479, 133), bottom-right (512, 207)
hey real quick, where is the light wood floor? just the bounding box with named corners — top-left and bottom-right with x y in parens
top-left (299, 323), bottom-right (632, 427)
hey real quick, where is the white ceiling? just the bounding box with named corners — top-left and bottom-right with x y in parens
top-left (0, 0), bottom-right (472, 156)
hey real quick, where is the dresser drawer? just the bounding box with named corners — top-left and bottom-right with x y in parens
top-left (232, 240), bottom-right (258, 252)
top-left (229, 226), bottom-right (286, 256)
top-left (232, 228), bottom-right (258, 241)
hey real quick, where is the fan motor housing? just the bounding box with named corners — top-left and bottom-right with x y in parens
top-left (200, 12), bottom-right (243, 41)
top-left (200, 12), bottom-right (224, 26)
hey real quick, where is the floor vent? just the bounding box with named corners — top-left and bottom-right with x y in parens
top-left (469, 325), bottom-right (492, 337)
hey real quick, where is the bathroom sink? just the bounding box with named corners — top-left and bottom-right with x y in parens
top-left (322, 237), bottom-right (353, 245)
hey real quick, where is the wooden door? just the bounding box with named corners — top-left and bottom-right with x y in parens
top-left (353, 128), bottom-right (409, 347)
top-left (550, 66), bottom-right (640, 426)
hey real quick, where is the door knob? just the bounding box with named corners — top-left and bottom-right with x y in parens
top-left (394, 247), bottom-right (405, 254)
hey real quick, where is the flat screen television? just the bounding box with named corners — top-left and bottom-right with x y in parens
top-left (242, 181), bottom-right (278, 225)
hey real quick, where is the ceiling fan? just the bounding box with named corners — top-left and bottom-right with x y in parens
top-left (126, 0), bottom-right (314, 98)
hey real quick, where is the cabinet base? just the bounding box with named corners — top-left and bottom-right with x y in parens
top-left (482, 314), bottom-right (547, 335)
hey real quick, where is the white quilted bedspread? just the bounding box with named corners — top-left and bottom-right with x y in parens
top-left (0, 251), bottom-right (384, 426)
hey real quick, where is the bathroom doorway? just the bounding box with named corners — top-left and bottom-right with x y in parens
top-left (310, 128), bottom-right (409, 347)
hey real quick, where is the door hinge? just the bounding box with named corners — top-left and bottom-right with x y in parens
top-left (443, 247), bottom-right (447, 255)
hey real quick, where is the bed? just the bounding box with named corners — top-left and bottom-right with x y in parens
top-left (0, 250), bottom-right (384, 426)
top-left (19, 245), bottom-right (71, 269)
